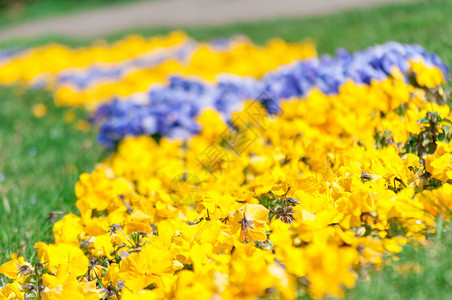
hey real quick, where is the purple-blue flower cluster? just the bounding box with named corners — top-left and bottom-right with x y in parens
top-left (31, 37), bottom-right (242, 89)
top-left (31, 42), bottom-right (197, 89)
top-left (92, 42), bottom-right (450, 148)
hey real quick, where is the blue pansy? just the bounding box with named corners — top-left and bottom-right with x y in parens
top-left (92, 42), bottom-right (450, 148)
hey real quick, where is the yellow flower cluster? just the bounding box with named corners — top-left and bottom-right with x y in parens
top-left (0, 33), bottom-right (315, 108)
top-left (0, 32), bottom-right (188, 84)
top-left (55, 38), bottom-right (315, 107)
top-left (2, 64), bottom-right (451, 299)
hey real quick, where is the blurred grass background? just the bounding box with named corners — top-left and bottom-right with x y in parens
top-left (1, 0), bottom-right (452, 298)
top-left (0, 87), bottom-right (104, 263)
top-left (0, 0), bottom-right (143, 27)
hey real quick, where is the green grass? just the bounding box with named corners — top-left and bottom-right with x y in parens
top-left (1, 0), bottom-right (452, 298)
top-left (0, 0), bottom-right (145, 29)
top-left (297, 223), bottom-right (452, 299)
top-left (0, 86), bottom-right (105, 263)
top-left (344, 222), bottom-right (452, 300)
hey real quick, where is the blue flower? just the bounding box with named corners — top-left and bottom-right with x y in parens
top-left (91, 42), bottom-right (450, 148)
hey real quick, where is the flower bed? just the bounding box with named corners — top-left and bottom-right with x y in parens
top-left (0, 33), bottom-right (451, 300)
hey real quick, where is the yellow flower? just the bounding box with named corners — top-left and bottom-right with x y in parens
top-left (118, 242), bottom-right (174, 292)
top-left (222, 244), bottom-right (281, 300)
top-left (53, 213), bottom-right (85, 245)
top-left (425, 142), bottom-right (452, 181)
top-left (34, 242), bottom-right (89, 277)
top-left (229, 204), bottom-right (269, 242)
top-left (42, 265), bottom-right (101, 300)
top-left (302, 239), bottom-right (358, 298)
top-left (121, 288), bottom-right (160, 300)
top-left (410, 60), bottom-right (446, 87)
top-left (164, 270), bottom-right (214, 300)
top-left (0, 282), bottom-right (24, 300)
top-left (0, 254), bottom-right (32, 283)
